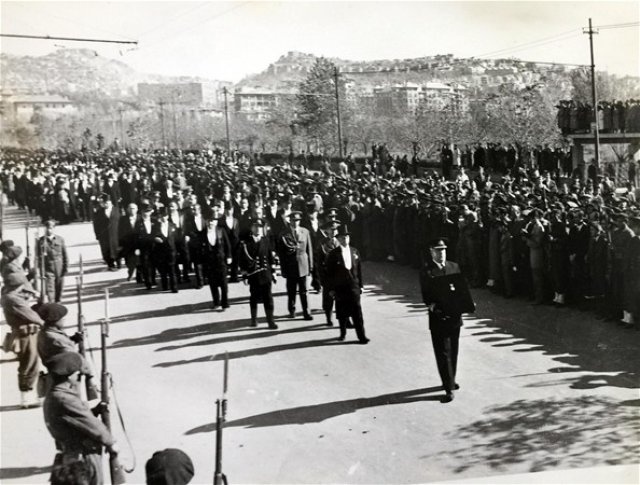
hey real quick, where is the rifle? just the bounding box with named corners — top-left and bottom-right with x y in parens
top-left (23, 213), bottom-right (31, 272)
top-left (213, 352), bottom-right (229, 485)
top-left (100, 288), bottom-right (126, 485)
top-left (76, 275), bottom-right (98, 400)
top-left (38, 235), bottom-right (46, 304)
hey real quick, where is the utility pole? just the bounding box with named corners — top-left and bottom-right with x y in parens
top-left (584, 18), bottom-right (600, 168)
top-left (158, 101), bottom-right (166, 148)
top-left (118, 107), bottom-right (125, 149)
top-left (223, 87), bottom-right (231, 154)
top-left (334, 67), bottom-right (344, 160)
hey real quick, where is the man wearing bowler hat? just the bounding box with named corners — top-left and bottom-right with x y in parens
top-left (419, 237), bottom-right (472, 403)
top-left (279, 211), bottom-right (314, 320)
top-left (325, 224), bottom-right (369, 343)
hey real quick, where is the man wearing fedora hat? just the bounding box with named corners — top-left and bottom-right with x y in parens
top-left (325, 224), bottom-right (369, 343)
top-left (280, 211), bottom-right (314, 320)
top-left (419, 237), bottom-right (470, 403)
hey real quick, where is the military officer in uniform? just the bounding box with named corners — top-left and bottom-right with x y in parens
top-left (37, 219), bottom-right (69, 303)
top-left (325, 225), bottom-right (369, 343)
top-left (316, 220), bottom-right (340, 326)
top-left (279, 211), bottom-right (314, 320)
top-left (239, 218), bottom-right (278, 329)
top-left (43, 351), bottom-right (119, 485)
top-left (419, 237), bottom-right (472, 403)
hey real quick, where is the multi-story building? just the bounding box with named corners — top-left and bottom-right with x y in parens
top-left (233, 87), bottom-right (296, 121)
top-left (4, 94), bottom-right (76, 121)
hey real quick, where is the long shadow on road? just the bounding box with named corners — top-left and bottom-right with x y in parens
top-left (154, 337), bottom-right (357, 368)
top-left (186, 386), bottom-right (444, 434)
top-left (363, 261), bottom-right (640, 390)
top-left (0, 465), bottom-right (52, 480)
top-left (424, 396), bottom-right (640, 474)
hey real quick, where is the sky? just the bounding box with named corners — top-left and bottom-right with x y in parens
top-left (1, 1), bottom-right (638, 82)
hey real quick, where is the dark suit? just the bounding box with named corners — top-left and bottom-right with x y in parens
top-left (326, 245), bottom-right (367, 342)
top-left (169, 210), bottom-right (190, 283)
top-left (134, 218), bottom-right (156, 289)
top-left (93, 207), bottom-right (120, 269)
top-left (220, 216), bottom-right (240, 282)
top-left (280, 225), bottom-right (314, 317)
top-left (303, 218), bottom-right (323, 292)
top-left (419, 260), bottom-right (464, 393)
top-left (184, 213), bottom-right (207, 288)
top-left (202, 227), bottom-right (231, 307)
top-left (118, 215), bottom-right (140, 280)
top-left (151, 220), bottom-right (179, 292)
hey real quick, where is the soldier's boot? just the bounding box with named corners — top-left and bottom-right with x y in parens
top-left (266, 308), bottom-right (278, 330)
top-left (250, 304), bottom-right (258, 327)
top-left (301, 293), bottom-right (313, 320)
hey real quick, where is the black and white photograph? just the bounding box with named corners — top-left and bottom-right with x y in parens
top-left (0, 1), bottom-right (639, 484)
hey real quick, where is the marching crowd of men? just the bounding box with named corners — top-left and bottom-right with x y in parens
top-left (1, 145), bottom-right (639, 330)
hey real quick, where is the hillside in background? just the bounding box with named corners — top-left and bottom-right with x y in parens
top-left (0, 48), bottom-right (227, 99)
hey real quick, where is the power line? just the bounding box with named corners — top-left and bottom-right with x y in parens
top-left (0, 33), bottom-right (137, 45)
top-left (595, 21), bottom-right (640, 29)
top-left (474, 28), bottom-right (580, 58)
top-left (137, 2), bottom-right (211, 38)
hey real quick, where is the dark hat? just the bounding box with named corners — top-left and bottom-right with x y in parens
top-left (428, 237), bottom-right (448, 249)
top-left (289, 211), bottom-right (302, 221)
top-left (0, 240), bottom-right (15, 254)
top-left (3, 272), bottom-right (28, 290)
top-left (4, 246), bottom-right (22, 261)
top-left (157, 207), bottom-right (168, 218)
top-left (47, 351), bottom-right (84, 377)
top-left (146, 448), bottom-right (194, 485)
top-left (250, 218), bottom-right (265, 227)
top-left (36, 303), bottom-right (68, 323)
top-left (141, 203), bottom-right (154, 213)
top-left (322, 220), bottom-right (340, 230)
top-left (325, 208), bottom-right (338, 217)
top-left (336, 224), bottom-right (351, 237)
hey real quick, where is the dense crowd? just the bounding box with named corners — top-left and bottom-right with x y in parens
top-left (556, 99), bottom-right (640, 135)
top-left (1, 146), bottom-right (639, 329)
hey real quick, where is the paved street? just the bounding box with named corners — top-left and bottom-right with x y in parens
top-left (1, 208), bottom-right (638, 484)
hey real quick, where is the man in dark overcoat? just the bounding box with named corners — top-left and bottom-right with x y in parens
top-left (151, 207), bottom-right (179, 293)
top-left (202, 214), bottom-right (232, 309)
top-left (325, 224), bottom-right (369, 343)
top-left (93, 196), bottom-right (120, 271)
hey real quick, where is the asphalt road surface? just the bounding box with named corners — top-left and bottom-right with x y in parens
top-left (1, 208), bottom-right (638, 484)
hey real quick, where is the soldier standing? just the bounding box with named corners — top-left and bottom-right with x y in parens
top-left (1, 272), bottom-right (43, 407)
top-left (325, 225), bottom-right (369, 343)
top-left (280, 211), bottom-right (314, 320)
top-left (36, 219), bottom-right (69, 303)
top-left (239, 219), bottom-right (278, 329)
top-left (43, 351), bottom-right (119, 485)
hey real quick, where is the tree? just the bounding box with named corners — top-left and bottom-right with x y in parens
top-left (296, 57), bottom-right (351, 153)
top-left (570, 69), bottom-right (640, 104)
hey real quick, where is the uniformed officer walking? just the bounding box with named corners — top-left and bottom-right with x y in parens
top-left (419, 237), bottom-right (474, 403)
top-left (37, 219), bottom-right (69, 303)
top-left (239, 218), bottom-right (278, 329)
top-left (316, 220), bottom-right (340, 326)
